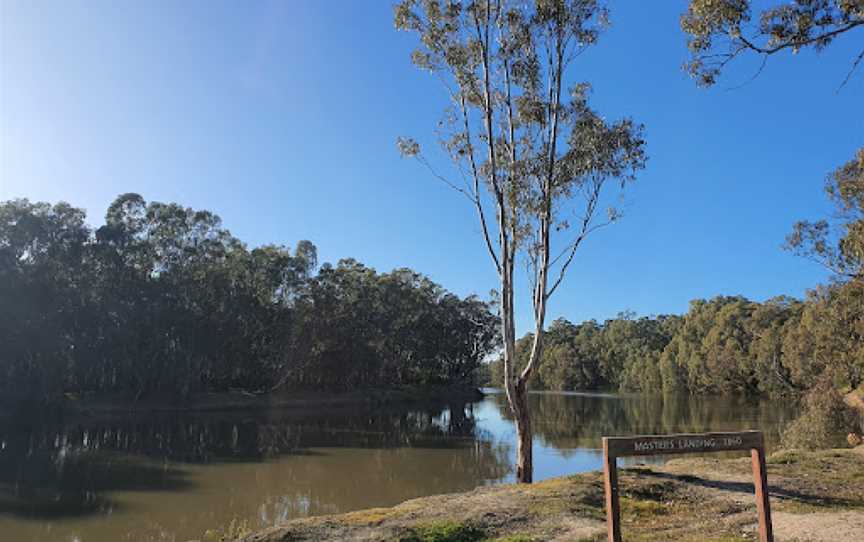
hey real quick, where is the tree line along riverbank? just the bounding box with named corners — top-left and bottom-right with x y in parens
top-left (0, 195), bottom-right (498, 408)
top-left (3, 194), bottom-right (863, 448)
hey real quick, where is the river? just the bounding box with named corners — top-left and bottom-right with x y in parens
top-left (0, 390), bottom-right (797, 541)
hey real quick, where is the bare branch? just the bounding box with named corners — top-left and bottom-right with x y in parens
top-left (413, 153), bottom-right (476, 203)
top-left (724, 53), bottom-right (768, 91)
top-left (520, 19), bottom-right (566, 385)
top-left (472, 2), bottom-right (511, 277)
top-left (546, 180), bottom-right (605, 298)
top-left (456, 93), bottom-right (501, 274)
top-left (837, 47), bottom-right (864, 93)
top-left (797, 250), bottom-right (859, 280)
top-left (738, 21), bottom-right (864, 56)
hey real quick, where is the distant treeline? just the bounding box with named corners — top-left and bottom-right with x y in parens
top-left (4, 193), bottom-right (861, 406)
top-left (0, 194), bottom-right (498, 404)
top-left (488, 286), bottom-right (863, 396)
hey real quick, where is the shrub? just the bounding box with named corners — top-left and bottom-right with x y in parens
top-left (781, 381), bottom-right (860, 449)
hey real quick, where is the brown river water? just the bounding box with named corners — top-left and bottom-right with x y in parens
top-left (0, 390), bottom-right (797, 542)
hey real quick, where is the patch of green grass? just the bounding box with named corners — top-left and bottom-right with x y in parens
top-left (620, 496), bottom-right (668, 518)
top-left (775, 499), bottom-right (829, 515)
top-left (488, 535), bottom-right (536, 542)
top-left (343, 501), bottom-right (423, 525)
top-left (344, 507), bottom-right (398, 525)
top-left (526, 496), bottom-right (605, 522)
top-left (201, 518), bottom-right (254, 541)
top-left (524, 474), bottom-right (606, 521)
top-left (623, 479), bottom-right (676, 501)
top-left (767, 449), bottom-right (803, 464)
top-left (398, 521), bottom-right (486, 542)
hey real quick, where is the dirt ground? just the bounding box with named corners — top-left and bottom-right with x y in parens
top-left (226, 447), bottom-right (864, 542)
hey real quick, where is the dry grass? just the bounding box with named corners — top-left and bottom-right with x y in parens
top-left (238, 448), bottom-right (864, 542)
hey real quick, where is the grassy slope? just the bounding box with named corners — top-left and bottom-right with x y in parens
top-left (229, 448), bottom-right (864, 542)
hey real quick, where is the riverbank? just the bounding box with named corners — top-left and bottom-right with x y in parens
top-left (0, 386), bottom-right (484, 424)
top-left (230, 447), bottom-right (864, 542)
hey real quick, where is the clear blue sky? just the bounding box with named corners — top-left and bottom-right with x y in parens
top-left (1, 1), bottom-right (862, 331)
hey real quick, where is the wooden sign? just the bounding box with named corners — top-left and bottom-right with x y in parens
top-left (602, 430), bottom-right (772, 542)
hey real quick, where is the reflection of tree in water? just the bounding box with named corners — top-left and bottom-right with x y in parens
top-left (490, 392), bottom-right (797, 456)
top-left (0, 401), bottom-right (509, 524)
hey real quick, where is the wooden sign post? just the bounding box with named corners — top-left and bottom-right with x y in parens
top-left (602, 430), bottom-right (772, 542)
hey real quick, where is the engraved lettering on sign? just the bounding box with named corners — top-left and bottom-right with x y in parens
top-left (631, 435), bottom-right (748, 453)
top-left (633, 440), bottom-right (676, 452)
top-left (680, 437), bottom-right (714, 449)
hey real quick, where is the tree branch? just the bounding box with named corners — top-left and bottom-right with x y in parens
top-left (413, 153), bottom-right (476, 203)
top-left (724, 53), bottom-right (768, 91)
top-left (737, 20), bottom-right (864, 56)
top-left (837, 47), bottom-right (864, 92)
top-left (459, 93), bottom-right (502, 273)
top-left (546, 180), bottom-right (605, 298)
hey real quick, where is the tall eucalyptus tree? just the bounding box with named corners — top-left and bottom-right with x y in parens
top-left (395, 0), bottom-right (646, 482)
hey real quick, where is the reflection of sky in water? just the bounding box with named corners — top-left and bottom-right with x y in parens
top-left (473, 394), bottom-right (652, 482)
top-left (470, 398), bottom-right (601, 483)
top-left (531, 445), bottom-right (605, 482)
top-left (473, 389), bottom-right (794, 482)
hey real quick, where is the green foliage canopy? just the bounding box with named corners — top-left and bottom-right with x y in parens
top-left (681, 0), bottom-right (864, 87)
top-left (487, 290), bottom-right (862, 395)
top-left (0, 195), bottom-right (499, 405)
